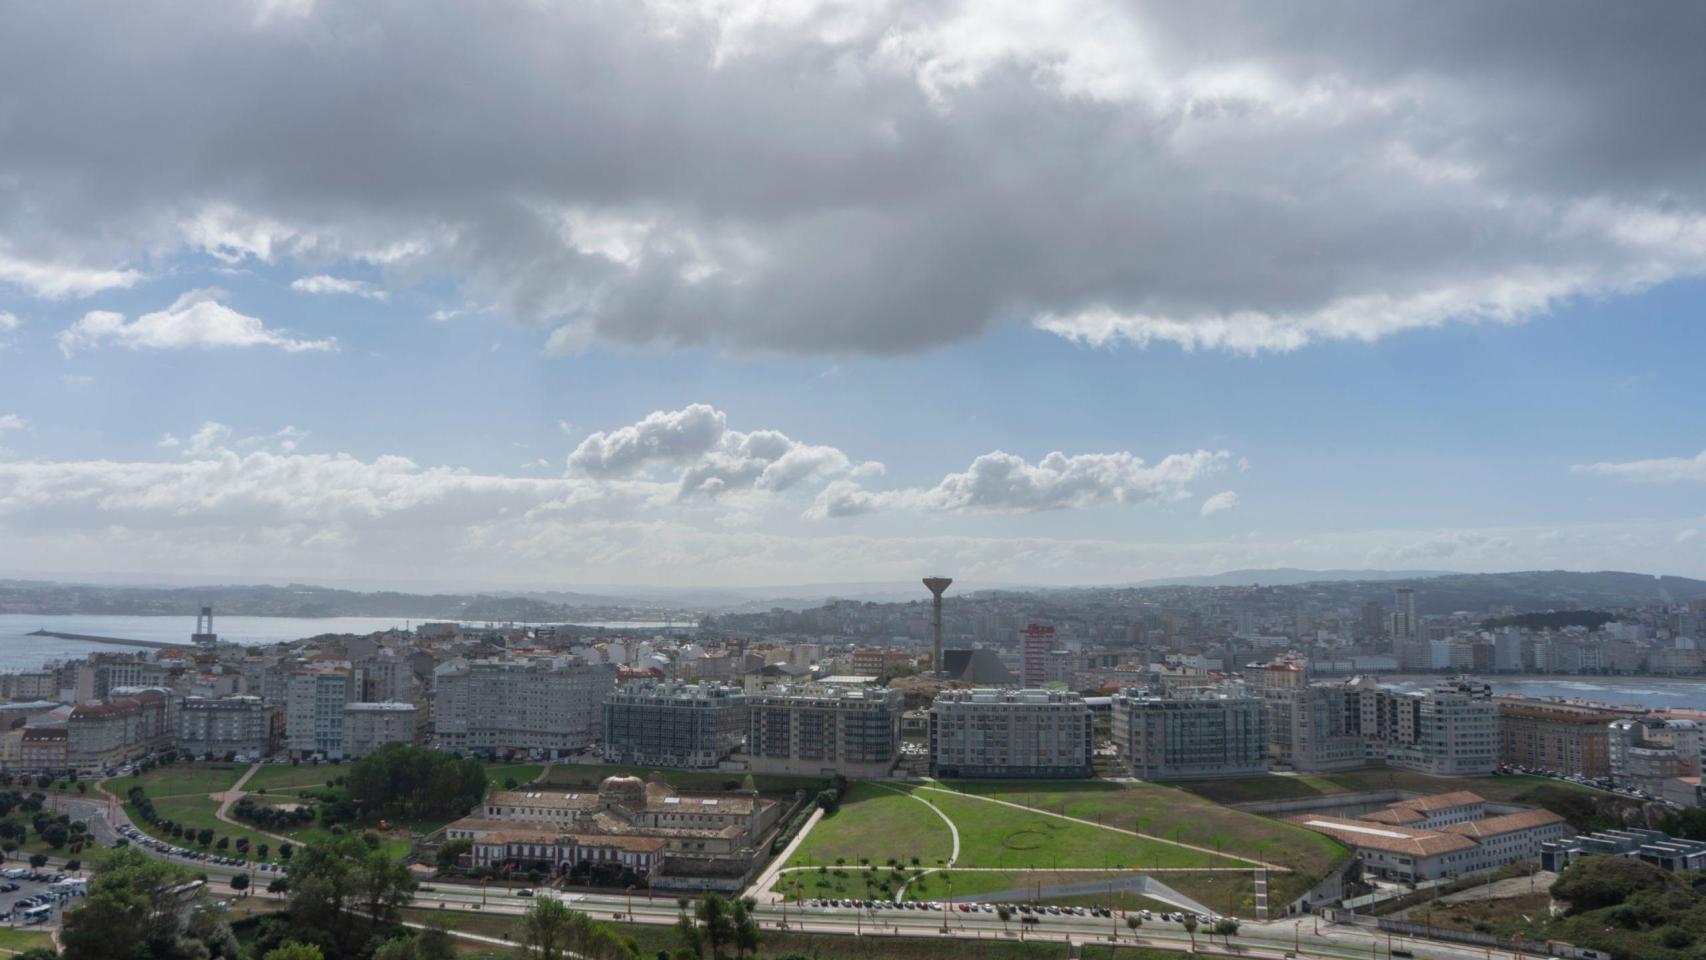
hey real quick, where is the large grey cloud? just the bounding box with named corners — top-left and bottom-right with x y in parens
top-left (2, 2), bottom-right (1704, 353)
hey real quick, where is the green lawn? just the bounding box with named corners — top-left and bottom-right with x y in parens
top-left (0, 928), bottom-right (56, 953)
top-left (1172, 769), bottom-right (1611, 805)
top-left (106, 762), bottom-right (249, 799)
top-left (933, 779), bottom-right (1347, 906)
top-left (779, 783), bottom-right (954, 898)
top-left (923, 790), bottom-right (1240, 871)
top-left (245, 764), bottom-right (342, 792)
top-left (484, 763), bottom-right (544, 789)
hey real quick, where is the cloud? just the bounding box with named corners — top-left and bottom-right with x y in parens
top-left (568, 403), bottom-right (852, 500)
top-left (810, 448), bottom-right (1231, 518)
top-left (56, 288), bottom-right (337, 356)
top-left (0, 310), bottom-right (17, 353)
top-left (2, 4), bottom-right (1705, 354)
top-left (290, 274), bottom-right (387, 300)
top-left (0, 415), bottom-right (26, 433)
top-left (1571, 451), bottom-right (1706, 484)
top-left (1200, 491), bottom-right (1239, 516)
top-left (0, 253), bottom-right (141, 299)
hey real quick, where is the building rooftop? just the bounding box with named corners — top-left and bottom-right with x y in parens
top-left (1286, 815), bottom-right (1481, 857)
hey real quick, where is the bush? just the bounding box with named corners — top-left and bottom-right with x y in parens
top-left (1551, 856), bottom-right (1677, 913)
top-left (1659, 926), bottom-right (1691, 949)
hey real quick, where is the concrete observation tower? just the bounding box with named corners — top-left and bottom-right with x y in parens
top-left (922, 577), bottom-right (953, 678)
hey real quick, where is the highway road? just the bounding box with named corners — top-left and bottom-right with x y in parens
top-left (64, 790), bottom-right (1541, 960)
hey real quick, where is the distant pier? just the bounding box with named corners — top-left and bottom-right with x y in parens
top-left (26, 629), bottom-right (175, 650)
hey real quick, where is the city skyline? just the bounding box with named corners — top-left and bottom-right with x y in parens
top-left (3, 3), bottom-right (1706, 587)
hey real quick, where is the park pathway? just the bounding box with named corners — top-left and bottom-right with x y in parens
top-left (211, 762), bottom-right (293, 845)
top-left (746, 806), bottom-right (824, 904)
top-left (871, 783), bottom-right (960, 867)
top-left (912, 784), bottom-right (1282, 870)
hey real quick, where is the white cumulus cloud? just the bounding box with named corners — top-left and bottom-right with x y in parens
top-left (568, 403), bottom-right (853, 500)
top-left (56, 288), bottom-right (337, 356)
top-left (290, 275), bottom-right (387, 300)
top-left (0, 414), bottom-right (26, 433)
top-left (1571, 451), bottom-right (1706, 484)
top-left (1200, 491), bottom-right (1239, 516)
top-left (810, 449), bottom-right (1232, 518)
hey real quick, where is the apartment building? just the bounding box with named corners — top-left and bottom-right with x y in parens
top-left (19, 727), bottom-right (67, 771)
top-left (1343, 678), bottom-right (1498, 776)
top-left (285, 669), bottom-right (354, 759)
top-left (1265, 682), bottom-right (1366, 772)
top-left (343, 701), bottom-right (418, 758)
top-left (745, 684), bottom-right (903, 779)
top-left (433, 656), bottom-right (617, 758)
top-left (601, 681), bottom-right (746, 769)
top-left (1112, 685), bottom-right (1268, 780)
top-left (929, 688), bottom-right (1093, 779)
top-left (66, 691), bottom-right (170, 773)
top-left (177, 695), bottom-right (280, 759)
top-left (1498, 699), bottom-right (1622, 778)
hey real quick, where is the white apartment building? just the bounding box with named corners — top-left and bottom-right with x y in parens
top-left (285, 669), bottom-right (354, 759)
top-left (929, 688), bottom-right (1093, 779)
top-left (1341, 678), bottom-right (1498, 776)
top-left (1113, 685), bottom-right (1269, 780)
top-left (746, 684), bottom-right (903, 779)
top-left (177, 695), bottom-right (278, 759)
top-left (343, 701), bottom-right (417, 758)
top-left (432, 656), bottom-right (617, 758)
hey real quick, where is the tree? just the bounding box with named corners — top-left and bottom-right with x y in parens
top-left (231, 873), bottom-right (250, 895)
top-left (693, 894), bottom-right (733, 959)
top-left (1126, 915), bottom-right (1142, 933)
top-left (267, 877), bottom-right (289, 894)
top-left (1552, 855), bottom-right (1677, 913)
top-left (730, 899), bottom-right (760, 959)
top-left (1214, 917), bottom-right (1240, 941)
top-left (61, 846), bottom-right (236, 960)
top-left (373, 937), bottom-right (416, 960)
top-left (437, 837), bottom-right (473, 870)
top-left (997, 905), bottom-right (1012, 931)
top-left (286, 834), bottom-right (418, 958)
top-left (415, 915), bottom-right (456, 960)
top-left (519, 897), bottom-right (574, 960)
top-left (280, 841), bottom-right (294, 860)
top-left (27, 853), bottom-right (46, 868)
top-left (66, 859), bottom-right (81, 872)
top-left (263, 945), bottom-right (325, 960)
top-left (1182, 915), bottom-right (1197, 949)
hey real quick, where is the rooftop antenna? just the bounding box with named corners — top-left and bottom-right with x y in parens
top-left (923, 577), bottom-right (953, 678)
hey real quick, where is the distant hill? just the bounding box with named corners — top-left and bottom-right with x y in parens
top-left (1128, 568), bottom-right (1459, 588)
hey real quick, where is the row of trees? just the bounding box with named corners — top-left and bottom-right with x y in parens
top-left (128, 784), bottom-right (282, 860)
top-left (344, 743), bottom-right (488, 821)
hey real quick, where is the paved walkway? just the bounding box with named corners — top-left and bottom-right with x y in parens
top-left (211, 763), bottom-right (293, 845)
top-left (913, 784), bottom-right (1282, 870)
top-left (872, 783), bottom-right (960, 867)
top-left (746, 806), bottom-right (824, 903)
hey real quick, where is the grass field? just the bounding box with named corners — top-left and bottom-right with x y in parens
top-left (932, 779), bottom-right (1346, 907)
top-left (895, 869), bottom-right (1172, 906)
top-left (0, 927), bottom-right (56, 953)
top-left (779, 783), bottom-right (954, 899)
top-left (484, 763), bottom-right (544, 789)
top-left (245, 764), bottom-right (344, 792)
top-left (923, 791), bottom-right (1239, 871)
top-left (107, 762), bottom-right (249, 800)
top-left (1173, 769), bottom-right (1610, 805)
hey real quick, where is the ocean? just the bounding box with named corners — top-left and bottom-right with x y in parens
top-left (0, 613), bottom-right (414, 671)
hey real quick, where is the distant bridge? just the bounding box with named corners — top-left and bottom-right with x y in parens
top-left (27, 629), bottom-right (176, 651)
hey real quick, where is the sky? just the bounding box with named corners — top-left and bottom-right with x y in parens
top-left (1, 1), bottom-right (1705, 589)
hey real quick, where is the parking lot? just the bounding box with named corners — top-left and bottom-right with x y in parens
top-left (115, 822), bottom-right (281, 877)
top-left (0, 867), bottom-right (86, 930)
